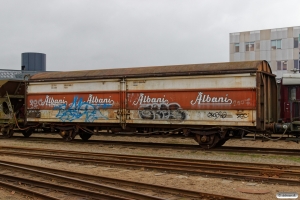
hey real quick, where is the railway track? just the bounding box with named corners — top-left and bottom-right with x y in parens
top-left (3, 135), bottom-right (300, 156)
top-left (0, 160), bottom-right (243, 200)
top-left (1, 146), bottom-right (300, 186)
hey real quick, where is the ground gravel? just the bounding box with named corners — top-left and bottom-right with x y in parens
top-left (0, 133), bottom-right (300, 200)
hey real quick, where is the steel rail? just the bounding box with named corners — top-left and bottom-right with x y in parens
top-left (3, 150), bottom-right (300, 185)
top-left (1, 146), bottom-right (299, 170)
top-left (0, 147), bottom-right (300, 186)
top-left (0, 180), bottom-right (60, 200)
top-left (210, 146), bottom-right (300, 155)
top-left (0, 160), bottom-right (244, 200)
top-left (0, 174), bottom-right (128, 200)
top-left (2, 136), bottom-right (300, 156)
top-left (0, 162), bottom-right (163, 200)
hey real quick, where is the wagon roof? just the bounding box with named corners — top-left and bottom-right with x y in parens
top-left (282, 73), bottom-right (300, 85)
top-left (30, 60), bottom-right (272, 81)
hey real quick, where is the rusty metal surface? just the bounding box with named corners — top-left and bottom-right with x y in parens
top-left (127, 74), bottom-right (257, 90)
top-left (30, 60), bottom-right (272, 81)
top-left (127, 90), bottom-right (256, 110)
top-left (128, 110), bottom-right (256, 127)
top-left (27, 79), bottom-right (120, 94)
top-left (26, 60), bottom-right (277, 130)
top-left (27, 93), bottom-right (119, 109)
top-left (0, 80), bottom-right (25, 97)
top-left (26, 80), bottom-right (121, 123)
top-left (255, 65), bottom-right (278, 130)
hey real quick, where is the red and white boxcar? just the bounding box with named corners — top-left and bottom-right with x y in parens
top-left (26, 60), bottom-right (278, 148)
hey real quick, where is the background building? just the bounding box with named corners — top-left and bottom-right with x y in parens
top-left (21, 52), bottom-right (46, 71)
top-left (229, 26), bottom-right (300, 78)
top-left (0, 52), bottom-right (46, 80)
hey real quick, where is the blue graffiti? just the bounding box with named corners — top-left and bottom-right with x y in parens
top-left (55, 96), bottom-right (112, 122)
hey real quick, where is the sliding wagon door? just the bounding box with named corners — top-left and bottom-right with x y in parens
top-left (126, 74), bottom-right (257, 127)
top-left (27, 80), bottom-right (120, 124)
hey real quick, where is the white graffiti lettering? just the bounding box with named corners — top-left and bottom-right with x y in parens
top-left (86, 94), bottom-right (114, 104)
top-left (190, 92), bottom-right (233, 105)
top-left (30, 95), bottom-right (67, 108)
top-left (133, 93), bottom-right (169, 105)
top-left (44, 95), bottom-right (67, 106)
top-left (232, 98), bottom-right (251, 106)
top-left (29, 94), bottom-right (114, 109)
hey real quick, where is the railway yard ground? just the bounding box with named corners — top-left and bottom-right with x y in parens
top-left (0, 133), bottom-right (300, 199)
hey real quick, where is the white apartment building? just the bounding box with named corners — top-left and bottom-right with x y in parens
top-left (229, 26), bottom-right (300, 78)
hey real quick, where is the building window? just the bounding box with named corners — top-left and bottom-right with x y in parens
top-left (277, 61), bottom-right (281, 70)
top-left (277, 60), bottom-right (287, 70)
top-left (294, 60), bottom-right (299, 69)
top-left (283, 61), bottom-right (287, 70)
top-left (294, 37), bottom-right (299, 48)
top-left (245, 42), bottom-right (254, 51)
top-left (289, 87), bottom-right (297, 101)
top-left (271, 39), bottom-right (281, 50)
top-left (234, 43), bottom-right (239, 52)
top-left (255, 41), bottom-right (260, 50)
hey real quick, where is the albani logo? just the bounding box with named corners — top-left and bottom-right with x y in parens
top-left (133, 93), bottom-right (169, 105)
top-left (190, 92), bottom-right (233, 105)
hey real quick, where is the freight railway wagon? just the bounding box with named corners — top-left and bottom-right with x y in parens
top-left (281, 73), bottom-right (300, 124)
top-left (0, 60), bottom-right (295, 148)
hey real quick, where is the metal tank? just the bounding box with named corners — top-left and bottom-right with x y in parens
top-left (21, 52), bottom-right (46, 71)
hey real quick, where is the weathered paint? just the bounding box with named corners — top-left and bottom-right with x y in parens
top-left (26, 93), bottom-right (120, 122)
top-left (27, 80), bottom-right (120, 94)
top-left (26, 61), bottom-right (277, 131)
top-left (27, 93), bottom-right (119, 109)
top-left (27, 80), bottom-right (121, 123)
top-left (127, 109), bottom-right (255, 124)
top-left (127, 90), bottom-right (256, 110)
top-left (127, 74), bottom-right (256, 90)
top-left (27, 109), bottom-right (119, 123)
top-left (29, 61), bottom-right (273, 81)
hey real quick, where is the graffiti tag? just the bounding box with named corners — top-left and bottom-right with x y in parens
top-left (232, 98), bottom-right (251, 106)
top-left (55, 96), bottom-right (111, 122)
top-left (236, 113), bottom-right (248, 119)
top-left (207, 111), bottom-right (227, 120)
top-left (138, 102), bottom-right (186, 120)
top-left (29, 95), bottom-right (67, 108)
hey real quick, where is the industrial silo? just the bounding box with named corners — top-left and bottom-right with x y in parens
top-left (21, 52), bottom-right (46, 71)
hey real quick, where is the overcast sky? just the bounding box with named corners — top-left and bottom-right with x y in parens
top-left (0, 0), bottom-right (299, 71)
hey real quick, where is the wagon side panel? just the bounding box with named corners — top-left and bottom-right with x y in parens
top-left (26, 80), bottom-right (121, 124)
top-left (126, 74), bottom-right (258, 127)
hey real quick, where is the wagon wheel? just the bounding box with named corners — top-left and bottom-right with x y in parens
top-left (79, 133), bottom-right (92, 141)
top-left (215, 138), bottom-right (227, 147)
top-left (22, 129), bottom-right (33, 138)
top-left (215, 130), bottom-right (230, 147)
top-left (60, 129), bottom-right (76, 142)
top-left (197, 134), bottom-right (220, 149)
top-left (1, 127), bottom-right (14, 138)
